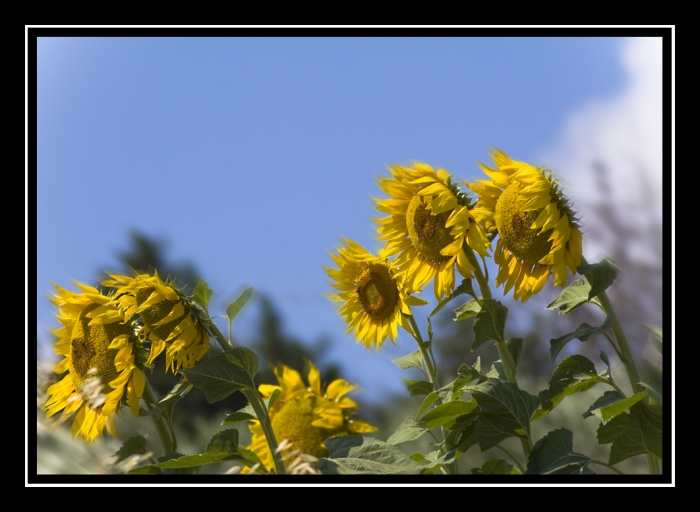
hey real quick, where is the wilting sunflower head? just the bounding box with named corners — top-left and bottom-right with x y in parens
top-left (468, 148), bottom-right (583, 301)
top-left (372, 162), bottom-right (491, 299)
top-left (43, 282), bottom-right (146, 442)
top-left (102, 272), bottom-right (210, 373)
top-left (323, 238), bottom-right (427, 349)
top-left (246, 361), bottom-right (377, 473)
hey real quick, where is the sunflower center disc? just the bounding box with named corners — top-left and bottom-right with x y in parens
top-left (495, 183), bottom-right (553, 265)
top-left (406, 195), bottom-right (453, 261)
top-left (356, 264), bottom-right (399, 319)
top-left (137, 287), bottom-right (182, 340)
top-left (69, 302), bottom-right (126, 391)
top-left (271, 396), bottom-right (344, 459)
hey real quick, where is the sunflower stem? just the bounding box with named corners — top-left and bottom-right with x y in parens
top-left (495, 444), bottom-right (525, 474)
top-left (463, 244), bottom-right (532, 462)
top-left (244, 389), bottom-right (286, 475)
top-left (408, 315), bottom-right (437, 386)
top-left (209, 321), bottom-right (233, 352)
top-left (143, 381), bottom-right (176, 455)
top-left (588, 460), bottom-right (624, 475)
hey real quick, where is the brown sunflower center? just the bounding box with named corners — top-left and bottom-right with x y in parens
top-left (356, 264), bottom-right (399, 319)
top-left (137, 287), bottom-right (182, 340)
top-left (271, 395), bottom-right (346, 460)
top-left (69, 302), bottom-right (128, 391)
top-left (406, 195), bottom-right (453, 261)
top-left (495, 183), bottom-right (553, 265)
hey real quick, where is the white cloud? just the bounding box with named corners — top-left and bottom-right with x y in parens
top-left (540, 37), bottom-right (663, 266)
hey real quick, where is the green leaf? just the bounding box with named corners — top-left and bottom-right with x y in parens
top-left (526, 428), bottom-right (592, 474)
top-left (192, 279), bottom-right (214, 313)
top-left (225, 287), bottom-right (254, 323)
top-left (404, 379), bottom-right (433, 397)
top-left (577, 257), bottom-right (619, 299)
top-left (466, 379), bottom-right (539, 451)
top-left (472, 458), bottom-right (522, 475)
top-left (599, 350), bottom-right (612, 379)
top-left (221, 411), bottom-right (257, 425)
top-left (419, 400), bottom-right (479, 429)
top-left (154, 429), bottom-right (241, 469)
top-left (432, 279), bottom-right (476, 317)
top-left (608, 403), bottom-right (662, 464)
top-left (392, 350), bottom-right (423, 371)
top-left (415, 391), bottom-right (439, 419)
top-left (267, 388), bottom-right (281, 410)
top-left (456, 363), bottom-right (487, 385)
top-left (155, 379), bottom-right (193, 424)
top-left (486, 361), bottom-right (506, 380)
top-left (583, 390), bottom-right (649, 423)
top-left (318, 436), bottom-right (421, 474)
top-left (641, 323), bottom-right (663, 353)
top-left (472, 299), bottom-right (508, 350)
top-left (113, 435), bottom-right (148, 465)
top-left (157, 452), bottom-right (201, 474)
top-left (507, 338), bottom-right (523, 368)
top-left (181, 353), bottom-right (256, 403)
top-left (546, 279), bottom-right (592, 315)
top-left (454, 297), bottom-right (481, 321)
top-left (387, 416), bottom-right (428, 445)
top-left (550, 315), bottom-right (614, 363)
top-left (225, 346), bottom-right (259, 379)
top-left (127, 465), bottom-right (162, 474)
top-left (534, 356), bottom-right (608, 420)
top-left (597, 412), bottom-right (628, 444)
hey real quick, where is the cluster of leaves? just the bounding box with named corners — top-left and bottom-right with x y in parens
top-left (316, 258), bottom-right (662, 475)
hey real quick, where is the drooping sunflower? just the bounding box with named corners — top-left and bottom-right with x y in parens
top-left (246, 361), bottom-right (377, 473)
top-left (373, 163), bottom-right (491, 299)
top-left (102, 272), bottom-right (210, 372)
top-left (43, 282), bottom-right (145, 442)
top-left (468, 148), bottom-right (583, 301)
top-left (323, 238), bottom-right (427, 349)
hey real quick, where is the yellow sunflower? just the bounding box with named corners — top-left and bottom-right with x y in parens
top-left (43, 282), bottom-right (145, 442)
top-left (323, 238), bottom-right (427, 349)
top-left (468, 148), bottom-right (583, 301)
top-left (373, 163), bottom-right (491, 299)
top-left (246, 361), bottom-right (377, 473)
top-left (102, 272), bottom-right (210, 372)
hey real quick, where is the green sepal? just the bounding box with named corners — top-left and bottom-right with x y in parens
top-left (318, 436), bottom-right (421, 474)
top-left (577, 257), bottom-right (619, 299)
top-left (221, 411), bottom-right (257, 425)
top-left (549, 315), bottom-right (613, 363)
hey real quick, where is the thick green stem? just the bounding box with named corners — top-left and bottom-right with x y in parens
top-left (244, 390), bottom-right (286, 475)
top-left (208, 321), bottom-right (233, 352)
top-left (463, 245), bottom-right (533, 461)
top-left (408, 315), bottom-right (437, 386)
top-left (143, 382), bottom-right (176, 455)
top-left (581, 257), bottom-right (659, 474)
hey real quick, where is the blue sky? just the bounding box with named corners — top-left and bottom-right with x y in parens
top-left (33, 34), bottom-right (665, 402)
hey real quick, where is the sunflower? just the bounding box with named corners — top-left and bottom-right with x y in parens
top-left (373, 163), bottom-right (491, 299)
top-left (246, 361), bottom-right (377, 473)
top-left (323, 238), bottom-right (427, 349)
top-left (43, 282), bottom-right (145, 442)
top-left (102, 272), bottom-right (210, 372)
top-left (468, 148), bottom-right (583, 301)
